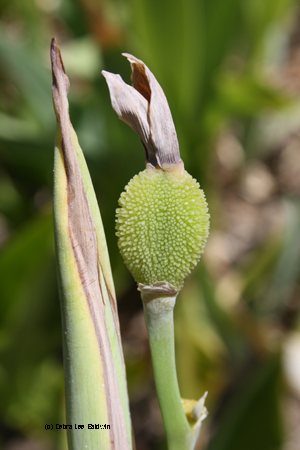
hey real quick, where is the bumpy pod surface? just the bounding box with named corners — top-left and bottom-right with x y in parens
top-left (116, 166), bottom-right (210, 290)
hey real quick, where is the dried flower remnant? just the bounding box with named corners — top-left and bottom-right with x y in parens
top-left (103, 53), bottom-right (182, 169)
top-left (103, 55), bottom-right (210, 291)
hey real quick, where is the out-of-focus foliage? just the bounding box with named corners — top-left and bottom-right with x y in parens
top-left (1, 0), bottom-right (300, 449)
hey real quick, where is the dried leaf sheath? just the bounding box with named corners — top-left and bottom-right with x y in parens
top-left (51, 38), bottom-right (131, 450)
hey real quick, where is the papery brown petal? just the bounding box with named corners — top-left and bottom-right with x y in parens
top-left (123, 53), bottom-right (182, 168)
top-left (102, 71), bottom-right (153, 156)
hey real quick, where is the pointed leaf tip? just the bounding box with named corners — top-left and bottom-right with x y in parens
top-left (191, 392), bottom-right (208, 422)
top-left (51, 38), bottom-right (70, 120)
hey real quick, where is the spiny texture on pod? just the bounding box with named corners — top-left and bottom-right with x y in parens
top-left (116, 166), bottom-right (209, 290)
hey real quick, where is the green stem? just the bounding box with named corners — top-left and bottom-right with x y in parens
top-left (141, 288), bottom-right (193, 450)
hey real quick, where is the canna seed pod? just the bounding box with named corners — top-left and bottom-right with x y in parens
top-left (116, 166), bottom-right (209, 290)
top-left (103, 55), bottom-right (209, 291)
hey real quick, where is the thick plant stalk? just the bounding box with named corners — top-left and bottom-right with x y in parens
top-left (51, 38), bottom-right (132, 450)
top-left (140, 283), bottom-right (207, 450)
top-left (103, 54), bottom-right (209, 449)
top-left (141, 283), bottom-right (191, 450)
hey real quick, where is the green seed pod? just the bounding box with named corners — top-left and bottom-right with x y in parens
top-left (103, 54), bottom-right (210, 291)
top-left (116, 165), bottom-right (209, 290)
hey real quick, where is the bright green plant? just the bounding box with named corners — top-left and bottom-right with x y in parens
top-left (103, 54), bottom-right (209, 450)
top-left (0, 1), bottom-right (299, 449)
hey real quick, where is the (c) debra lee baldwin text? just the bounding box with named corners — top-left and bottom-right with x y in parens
top-left (45, 424), bottom-right (110, 430)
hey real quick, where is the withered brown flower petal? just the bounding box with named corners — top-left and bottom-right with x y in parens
top-left (102, 54), bottom-right (182, 169)
top-left (102, 71), bottom-right (150, 151)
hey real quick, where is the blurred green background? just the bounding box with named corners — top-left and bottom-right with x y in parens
top-left (1, 0), bottom-right (300, 449)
